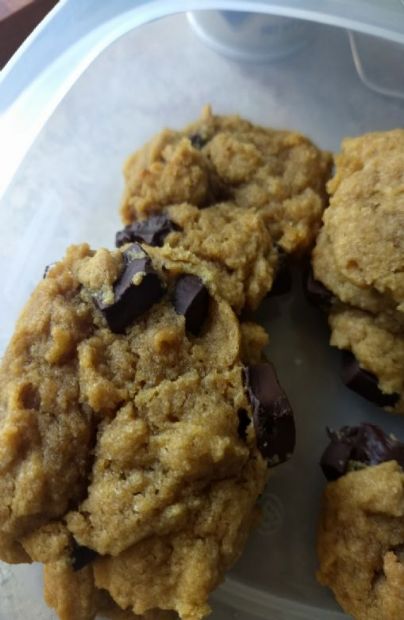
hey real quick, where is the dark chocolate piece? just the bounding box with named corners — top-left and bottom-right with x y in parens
top-left (303, 265), bottom-right (332, 308)
top-left (237, 408), bottom-right (251, 441)
top-left (320, 430), bottom-right (355, 481)
top-left (244, 363), bottom-right (295, 466)
top-left (96, 243), bottom-right (164, 333)
top-left (341, 351), bottom-right (399, 408)
top-left (71, 540), bottom-right (98, 571)
top-left (352, 423), bottom-right (404, 467)
top-left (115, 215), bottom-right (179, 248)
top-left (173, 275), bottom-right (209, 335)
top-left (320, 423), bottom-right (404, 481)
top-left (189, 133), bottom-right (207, 149)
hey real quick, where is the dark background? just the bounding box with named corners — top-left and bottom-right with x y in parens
top-left (0, 0), bottom-right (58, 68)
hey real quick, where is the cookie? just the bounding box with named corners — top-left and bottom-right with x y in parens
top-left (313, 130), bottom-right (404, 313)
top-left (317, 424), bottom-right (404, 620)
top-left (0, 242), bottom-right (295, 620)
top-left (119, 106), bottom-right (331, 308)
top-left (311, 130), bottom-right (404, 412)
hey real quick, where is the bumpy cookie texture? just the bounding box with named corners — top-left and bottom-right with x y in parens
top-left (0, 244), bottom-right (96, 558)
top-left (120, 106), bottom-right (331, 303)
top-left (313, 129), bottom-right (404, 314)
top-left (311, 129), bottom-right (404, 412)
top-left (43, 557), bottom-right (176, 620)
top-left (0, 242), bottom-right (271, 620)
top-left (128, 202), bottom-right (276, 313)
top-left (121, 107), bottom-right (331, 241)
top-left (313, 228), bottom-right (404, 324)
top-left (117, 203), bottom-right (275, 313)
top-left (317, 461), bottom-right (404, 620)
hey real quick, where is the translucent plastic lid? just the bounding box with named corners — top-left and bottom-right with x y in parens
top-left (1, 0), bottom-right (404, 198)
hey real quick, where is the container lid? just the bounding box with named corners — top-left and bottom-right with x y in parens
top-left (1, 0), bottom-right (404, 197)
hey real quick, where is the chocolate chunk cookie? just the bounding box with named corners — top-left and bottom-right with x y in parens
top-left (0, 242), bottom-right (294, 620)
top-left (317, 424), bottom-right (404, 620)
top-left (311, 130), bottom-right (404, 412)
top-left (119, 106), bottom-right (331, 310)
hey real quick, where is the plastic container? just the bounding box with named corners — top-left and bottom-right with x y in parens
top-left (1, 2), bottom-right (404, 620)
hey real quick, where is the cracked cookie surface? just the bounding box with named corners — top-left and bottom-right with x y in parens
top-left (119, 107), bottom-right (331, 312)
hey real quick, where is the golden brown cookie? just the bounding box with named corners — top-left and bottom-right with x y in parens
top-left (311, 129), bottom-right (404, 413)
top-left (318, 461), bottom-right (404, 620)
top-left (0, 241), bottom-right (294, 620)
top-left (121, 107), bottom-right (331, 254)
top-left (317, 423), bottom-right (404, 619)
top-left (119, 107), bottom-right (331, 312)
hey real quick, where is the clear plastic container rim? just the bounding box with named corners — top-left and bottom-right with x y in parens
top-left (1, 0), bottom-right (404, 199)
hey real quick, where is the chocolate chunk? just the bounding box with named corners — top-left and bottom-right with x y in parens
top-left (71, 540), bottom-right (98, 571)
top-left (320, 423), bottom-right (404, 481)
top-left (303, 265), bottom-right (332, 308)
top-left (320, 429), bottom-right (356, 481)
top-left (189, 133), bottom-right (207, 149)
top-left (268, 262), bottom-right (292, 297)
top-left (173, 275), bottom-right (209, 335)
top-left (115, 215), bottom-right (179, 248)
top-left (244, 363), bottom-right (295, 466)
top-left (237, 408), bottom-right (251, 441)
top-left (96, 243), bottom-right (164, 333)
top-left (341, 351), bottom-right (399, 408)
top-left (352, 423), bottom-right (404, 468)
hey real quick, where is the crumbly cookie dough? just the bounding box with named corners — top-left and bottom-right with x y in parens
top-left (317, 460), bottom-right (404, 620)
top-left (0, 242), bottom-right (275, 620)
top-left (121, 106), bottom-right (331, 256)
top-left (311, 129), bottom-right (404, 412)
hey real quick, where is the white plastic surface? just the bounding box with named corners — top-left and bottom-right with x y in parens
top-left (1, 10), bottom-right (404, 620)
top-left (2, 0), bottom-right (404, 200)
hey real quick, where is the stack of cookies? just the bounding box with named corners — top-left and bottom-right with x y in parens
top-left (1, 107), bottom-right (403, 620)
top-left (0, 108), bottom-right (331, 620)
top-left (312, 131), bottom-right (404, 620)
top-left (311, 130), bottom-right (404, 412)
